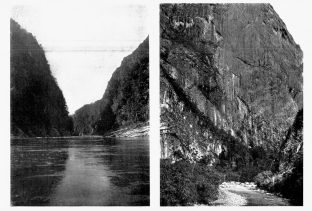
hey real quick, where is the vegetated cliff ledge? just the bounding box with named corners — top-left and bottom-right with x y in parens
top-left (10, 19), bottom-right (74, 138)
top-left (73, 37), bottom-right (149, 137)
top-left (160, 3), bottom-right (302, 163)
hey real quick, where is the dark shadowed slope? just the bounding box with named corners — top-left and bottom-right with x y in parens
top-left (73, 37), bottom-right (149, 136)
top-left (11, 19), bottom-right (73, 137)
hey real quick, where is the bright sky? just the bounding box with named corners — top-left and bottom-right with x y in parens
top-left (10, 2), bottom-right (309, 115)
top-left (271, 3), bottom-right (305, 50)
top-left (11, 4), bottom-right (148, 114)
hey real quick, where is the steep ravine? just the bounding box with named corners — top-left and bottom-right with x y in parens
top-left (160, 3), bottom-right (303, 162)
top-left (73, 37), bottom-right (149, 137)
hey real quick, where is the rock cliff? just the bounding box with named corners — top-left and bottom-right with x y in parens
top-left (160, 4), bottom-right (303, 162)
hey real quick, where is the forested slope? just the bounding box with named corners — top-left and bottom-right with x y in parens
top-left (11, 19), bottom-right (73, 137)
top-left (73, 37), bottom-right (149, 136)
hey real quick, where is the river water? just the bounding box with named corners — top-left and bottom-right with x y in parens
top-left (11, 137), bottom-right (149, 206)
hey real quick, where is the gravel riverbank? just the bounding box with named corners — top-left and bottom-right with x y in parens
top-left (211, 188), bottom-right (247, 206)
top-left (209, 182), bottom-right (290, 206)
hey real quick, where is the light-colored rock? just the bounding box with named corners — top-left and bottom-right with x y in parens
top-left (160, 3), bottom-right (302, 164)
top-left (211, 188), bottom-right (247, 206)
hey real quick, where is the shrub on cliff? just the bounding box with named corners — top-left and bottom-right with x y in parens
top-left (254, 157), bottom-right (303, 205)
top-left (254, 109), bottom-right (303, 205)
top-left (239, 166), bottom-right (263, 182)
top-left (280, 156), bottom-right (303, 205)
top-left (215, 165), bottom-right (240, 182)
top-left (254, 170), bottom-right (274, 189)
top-left (160, 159), bottom-right (221, 206)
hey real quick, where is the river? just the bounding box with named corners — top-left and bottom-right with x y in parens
top-left (11, 137), bottom-right (149, 206)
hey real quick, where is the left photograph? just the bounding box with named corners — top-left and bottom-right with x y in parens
top-left (10, 4), bottom-right (149, 206)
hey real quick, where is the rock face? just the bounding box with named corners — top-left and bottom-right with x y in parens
top-left (73, 37), bottom-right (149, 136)
top-left (280, 108), bottom-right (303, 169)
top-left (160, 4), bottom-right (303, 161)
top-left (10, 19), bottom-right (73, 137)
top-left (105, 122), bottom-right (149, 138)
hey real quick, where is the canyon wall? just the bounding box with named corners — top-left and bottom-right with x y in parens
top-left (160, 4), bottom-right (303, 162)
top-left (73, 37), bottom-right (149, 136)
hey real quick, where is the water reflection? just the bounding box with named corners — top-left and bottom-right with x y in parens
top-left (11, 137), bottom-right (149, 206)
top-left (11, 139), bottom-right (69, 206)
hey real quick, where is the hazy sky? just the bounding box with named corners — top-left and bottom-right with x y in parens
top-left (11, 4), bottom-right (149, 114)
top-left (271, 3), bottom-right (305, 50)
top-left (10, 2), bottom-right (308, 115)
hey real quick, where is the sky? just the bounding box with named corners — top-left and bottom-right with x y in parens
top-left (271, 3), bottom-right (305, 50)
top-left (9, 2), bottom-right (309, 116)
top-left (11, 4), bottom-right (149, 114)
top-left (10, 2), bottom-right (310, 115)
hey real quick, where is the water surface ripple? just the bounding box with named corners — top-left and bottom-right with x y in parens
top-left (11, 137), bottom-right (149, 206)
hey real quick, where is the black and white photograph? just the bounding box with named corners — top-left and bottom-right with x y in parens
top-left (1, 0), bottom-right (312, 209)
top-left (160, 3), bottom-right (304, 206)
top-left (10, 3), bottom-right (149, 206)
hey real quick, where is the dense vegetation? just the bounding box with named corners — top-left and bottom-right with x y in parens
top-left (73, 37), bottom-right (149, 135)
top-left (219, 109), bottom-right (303, 206)
top-left (160, 159), bottom-right (221, 206)
top-left (161, 109), bottom-right (303, 206)
top-left (254, 109), bottom-right (303, 205)
top-left (72, 100), bottom-right (103, 135)
top-left (10, 19), bottom-right (73, 137)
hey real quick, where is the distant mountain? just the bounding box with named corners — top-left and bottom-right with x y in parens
top-left (72, 99), bottom-right (103, 135)
top-left (10, 19), bottom-right (73, 137)
top-left (73, 37), bottom-right (149, 136)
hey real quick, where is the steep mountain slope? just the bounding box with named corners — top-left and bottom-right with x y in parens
top-left (73, 99), bottom-right (103, 135)
top-left (73, 37), bottom-right (149, 136)
top-left (160, 4), bottom-right (303, 162)
top-left (10, 19), bottom-right (73, 137)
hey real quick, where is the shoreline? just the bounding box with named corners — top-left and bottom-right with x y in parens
top-left (210, 182), bottom-right (290, 206)
top-left (11, 134), bottom-right (149, 140)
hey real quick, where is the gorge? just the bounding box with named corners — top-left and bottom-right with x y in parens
top-left (160, 3), bottom-right (303, 206)
top-left (72, 37), bottom-right (149, 137)
top-left (10, 18), bottom-right (149, 138)
top-left (10, 17), bottom-right (150, 206)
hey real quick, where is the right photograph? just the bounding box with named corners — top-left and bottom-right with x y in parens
top-left (160, 3), bottom-right (303, 206)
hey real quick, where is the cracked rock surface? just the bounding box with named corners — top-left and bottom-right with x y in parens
top-left (160, 3), bottom-right (303, 161)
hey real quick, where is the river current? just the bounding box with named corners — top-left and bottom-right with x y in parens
top-left (11, 137), bottom-right (149, 206)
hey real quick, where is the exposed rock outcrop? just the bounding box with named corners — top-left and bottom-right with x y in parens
top-left (279, 109), bottom-right (303, 172)
top-left (160, 4), bottom-right (303, 161)
top-left (106, 122), bottom-right (149, 138)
